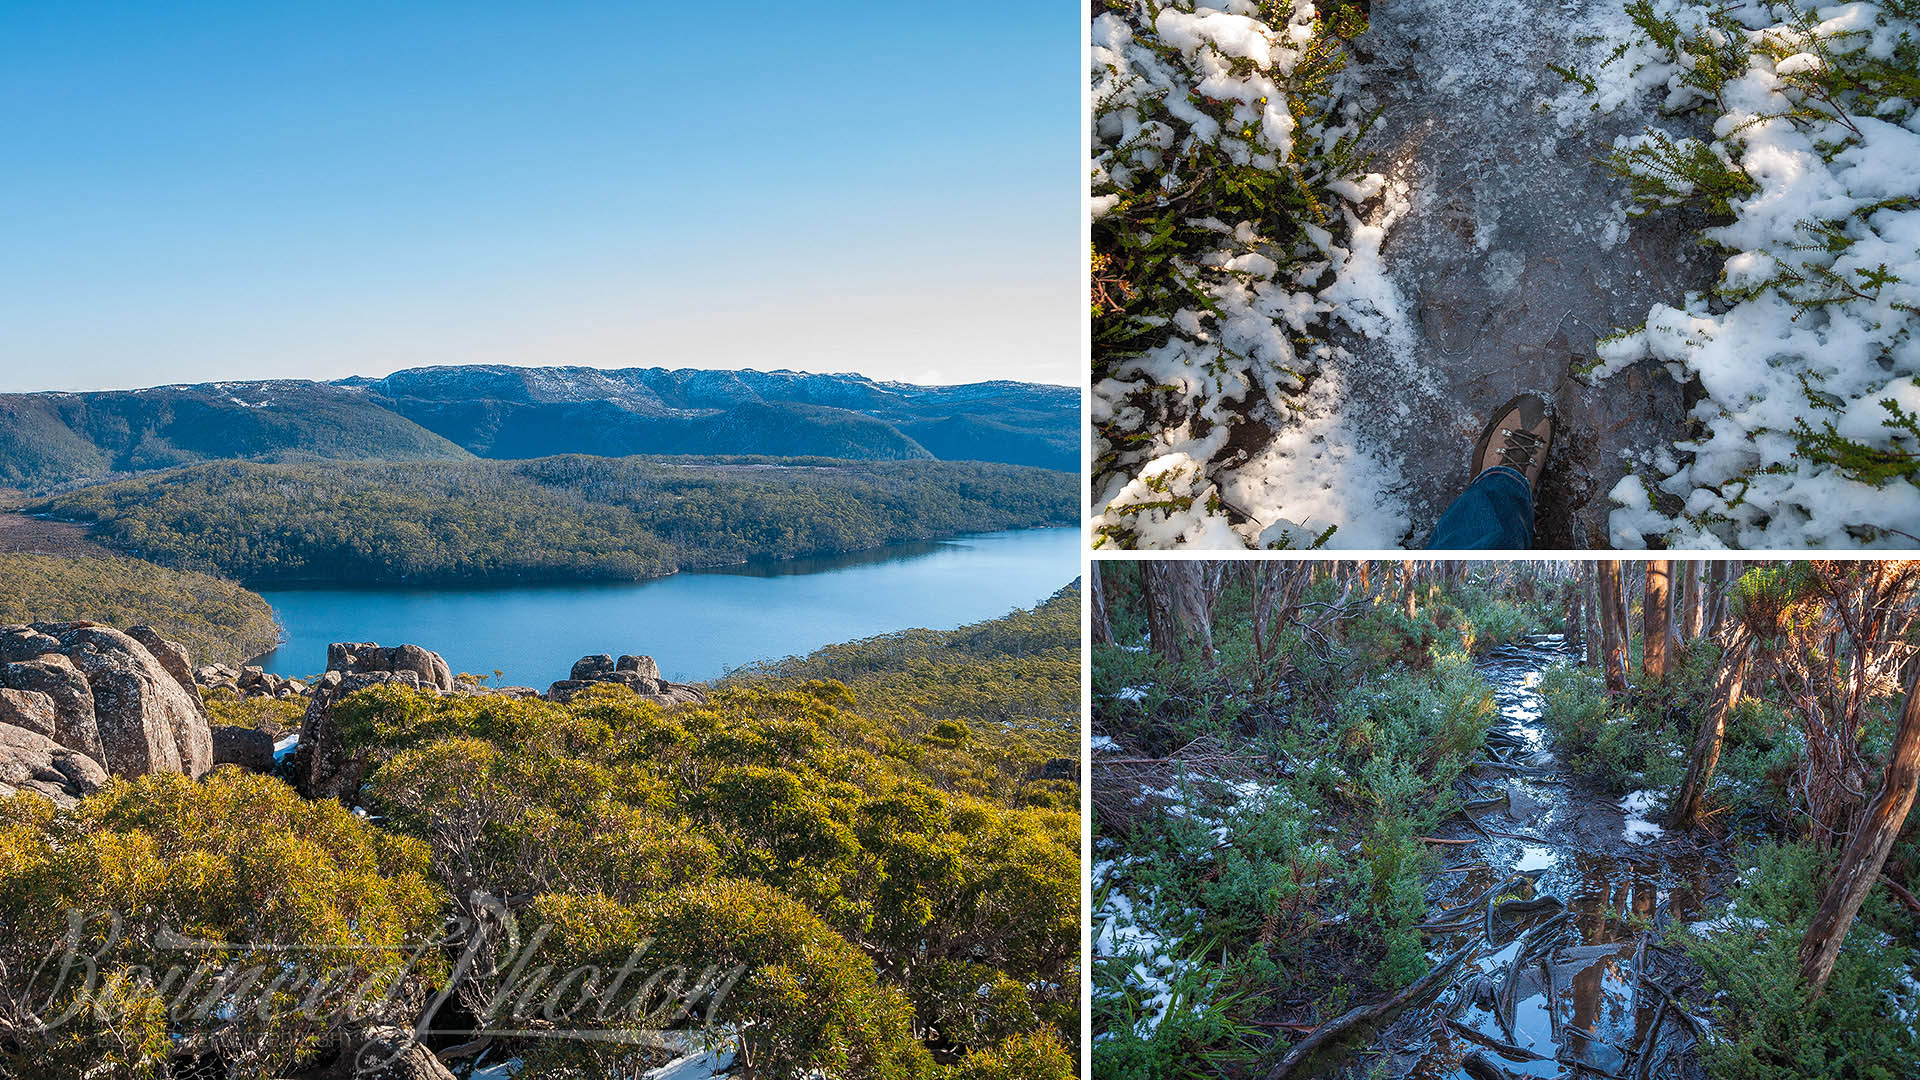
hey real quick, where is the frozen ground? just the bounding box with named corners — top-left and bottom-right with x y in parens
top-left (1234, 0), bottom-right (1715, 546)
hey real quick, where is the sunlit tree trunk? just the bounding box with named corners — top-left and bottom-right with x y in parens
top-left (1144, 561), bottom-right (1215, 669)
top-left (1706, 560), bottom-right (1732, 630)
top-left (1597, 561), bottom-right (1629, 694)
top-left (1680, 560), bottom-right (1704, 643)
top-left (1090, 563), bottom-right (1113, 646)
top-left (1403, 560), bottom-right (1418, 619)
top-left (1356, 561), bottom-right (1371, 600)
top-left (1583, 562), bottom-right (1599, 665)
top-left (1798, 660), bottom-right (1920, 996)
top-left (1667, 628), bottom-right (1750, 829)
top-left (1643, 560), bottom-right (1673, 683)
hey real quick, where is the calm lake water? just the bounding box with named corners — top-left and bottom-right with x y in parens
top-left (253, 528), bottom-right (1077, 687)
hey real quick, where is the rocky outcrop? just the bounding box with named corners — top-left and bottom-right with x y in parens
top-left (548, 653), bottom-right (706, 707)
top-left (211, 724), bottom-right (278, 774)
top-left (193, 662), bottom-right (309, 700)
top-left (328, 1028), bottom-right (457, 1080)
top-left (329, 642), bottom-right (454, 693)
top-left (0, 622), bottom-right (214, 792)
top-left (0, 722), bottom-right (109, 806)
top-left (0, 687), bottom-right (58, 738)
top-left (125, 626), bottom-right (208, 722)
top-left (291, 642), bottom-right (456, 802)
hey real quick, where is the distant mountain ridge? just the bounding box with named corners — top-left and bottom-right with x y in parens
top-left (0, 366), bottom-right (1077, 488)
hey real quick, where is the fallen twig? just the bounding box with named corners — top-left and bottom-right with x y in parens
top-left (1263, 944), bottom-right (1474, 1080)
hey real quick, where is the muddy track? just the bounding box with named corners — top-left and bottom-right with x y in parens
top-left (1343, 637), bottom-right (1729, 1079)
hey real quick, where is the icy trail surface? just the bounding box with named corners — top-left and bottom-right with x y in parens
top-left (1280, 0), bottom-right (1717, 546)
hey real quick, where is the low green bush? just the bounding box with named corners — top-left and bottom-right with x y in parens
top-left (1678, 840), bottom-right (1920, 1079)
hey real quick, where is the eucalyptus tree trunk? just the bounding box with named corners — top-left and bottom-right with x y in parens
top-left (1667, 627), bottom-right (1751, 830)
top-left (1798, 660), bottom-right (1920, 996)
top-left (1090, 562), bottom-right (1113, 646)
top-left (1565, 572), bottom-right (1583, 652)
top-left (1680, 560), bottom-right (1704, 643)
top-left (1643, 560), bottom-right (1673, 683)
top-left (1144, 561), bottom-right (1215, 669)
top-left (1705, 560), bottom-right (1732, 630)
top-left (1583, 562), bottom-right (1599, 665)
top-left (1597, 561), bottom-right (1629, 694)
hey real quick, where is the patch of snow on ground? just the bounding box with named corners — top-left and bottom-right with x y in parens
top-left (1620, 788), bottom-right (1666, 844)
top-left (1092, 734), bottom-right (1121, 753)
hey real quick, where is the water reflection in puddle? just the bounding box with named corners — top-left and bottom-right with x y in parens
top-left (1378, 636), bottom-right (1712, 1080)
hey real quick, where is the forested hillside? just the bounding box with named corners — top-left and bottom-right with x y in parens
top-left (0, 367), bottom-right (1077, 488)
top-left (0, 600), bottom-right (1079, 1079)
top-left (30, 456), bottom-right (1075, 585)
top-left (0, 553), bottom-right (278, 665)
top-left (728, 583), bottom-right (1080, 770)
top-left (364, 365), bottom-right (1079, 471)
top-left (0, 382), bottom-right (471, 488)
top-left (1092, 561), bottom-right (1920, 1080)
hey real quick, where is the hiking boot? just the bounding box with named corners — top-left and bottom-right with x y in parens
top-left (1472, 394), bottom-right (1552, 488)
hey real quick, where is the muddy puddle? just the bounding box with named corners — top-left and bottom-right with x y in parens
top-left (1358, 636), bottom-right (1716, 1080)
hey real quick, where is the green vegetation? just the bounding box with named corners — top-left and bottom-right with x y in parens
top-left (0, 770), bottom-right (444, 1076)
top-left (1677, 839), bottom-right (1920, 1079)
top-left (1576, 1), bottom-right (1920, 544)
top-left (1536, 561), bottom-right (1920, 1079)
top-left (203, 689), bottom-right (307, 737)
top-left (1090, 564), bottom-right (1546, 1078)
top-left (726, 585), bottom-right (1080, 791)
top-left (1089, 0), bottom-right (1379, 545)
top-left (0, 553), bottom-right (279, 666)
top-left (31, 456), bottom-right (1075, 586)
top-left (0, 600), bottom-right (1078, 1079)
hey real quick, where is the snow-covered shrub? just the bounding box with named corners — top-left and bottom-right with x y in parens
top-left (1089, 0), bottom-right (1381, 548)
top-left (1581, 0), bottom-right (1920, 546)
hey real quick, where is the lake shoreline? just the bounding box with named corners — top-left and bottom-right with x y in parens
top-left (231, 523), bottom-right (1078, 593)
top-left (246, 527), bottom-right (1079, 685)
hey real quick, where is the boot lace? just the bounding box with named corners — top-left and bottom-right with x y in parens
top-left (1493, 425), bottom-right (1544, 471)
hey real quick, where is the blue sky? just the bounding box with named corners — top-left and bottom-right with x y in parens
top-left (0, 2), bottom-right (1079, 391)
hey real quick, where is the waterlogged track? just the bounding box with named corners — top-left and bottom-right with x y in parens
top-left (1355, 637), bottom-right (1721, 1080)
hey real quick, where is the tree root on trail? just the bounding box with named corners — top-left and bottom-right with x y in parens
top-left (1263, 944), bottom-right (1474, 1080)
top-left (1461, 1050), bottom-right (1532, 1080)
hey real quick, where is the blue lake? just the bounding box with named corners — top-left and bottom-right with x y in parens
top-left (253, 527), bottom-right (1078, 687)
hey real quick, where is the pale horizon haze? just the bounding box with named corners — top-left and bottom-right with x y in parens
top-left (0, 3), bottom-right (1079, 393)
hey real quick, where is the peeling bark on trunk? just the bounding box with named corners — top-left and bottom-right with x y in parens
top-left (1667, 629), bottom-right (1750, 830)
top-left (1799, 659), bottom-right (1920, 996)
top-left (1144, 562), bottom-right (1215, 669)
